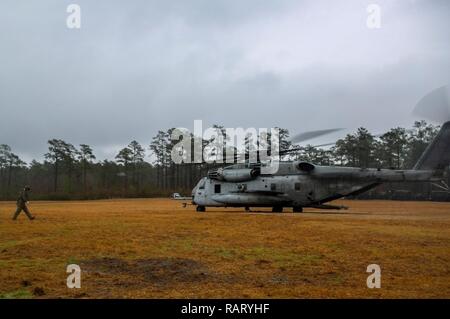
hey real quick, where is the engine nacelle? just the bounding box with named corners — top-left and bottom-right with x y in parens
top-left (209, 168), bottom-right (260, 182)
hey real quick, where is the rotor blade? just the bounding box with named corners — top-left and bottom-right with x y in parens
top-left (283, 132), bottom-right (386, 153)
top-left (223, 127), bottom-right (346, 162)
top-left (279, 147), bottom-right (302, 156)
top-left (279, 144), bottom-right (333, 155)
top-left (289, 128), bottom-right (345, 144)
top-left (312, 142), bottom-right (337, 148)
top-left (413, 85), bottom-right (450, 123)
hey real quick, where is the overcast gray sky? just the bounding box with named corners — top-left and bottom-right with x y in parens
top-left (0, 0), bottom-right (449, 163)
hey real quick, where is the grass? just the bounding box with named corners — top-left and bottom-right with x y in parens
top-left (0, 240), bottom-right (18, 250)
top-left (0, 289), bottom-right (33, 299)
top-left (0, 198), bottom-right (449, 298)
top-left (214, 248), bottom-right (236, 259)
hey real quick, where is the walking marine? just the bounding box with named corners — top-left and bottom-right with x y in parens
top-left (12, 186), bottom-right (35, 220)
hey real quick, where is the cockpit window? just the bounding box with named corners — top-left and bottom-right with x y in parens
top-left (199, 179), bottom-right (206, 189)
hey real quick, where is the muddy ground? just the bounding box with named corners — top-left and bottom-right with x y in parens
top-left (0, 199), bottom-right (449, 298)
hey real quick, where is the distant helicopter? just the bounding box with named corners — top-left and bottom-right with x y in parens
top-left (191, 87), bottom-right (450, 212)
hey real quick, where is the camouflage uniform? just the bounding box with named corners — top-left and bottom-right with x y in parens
top-left (12, 187), bottom-right (35, 220)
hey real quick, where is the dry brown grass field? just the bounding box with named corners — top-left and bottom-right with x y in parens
top-left (0, 199), bottom-right (449, 298)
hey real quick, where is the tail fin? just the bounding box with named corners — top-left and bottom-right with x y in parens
top-left (414, 121), bottom-right (450, 170)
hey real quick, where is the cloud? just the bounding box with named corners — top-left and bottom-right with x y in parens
top-left (0, 0), bottom-right (448, 163)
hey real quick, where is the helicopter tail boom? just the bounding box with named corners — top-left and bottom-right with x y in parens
top-left (413, 121), bottom-right (450, 171)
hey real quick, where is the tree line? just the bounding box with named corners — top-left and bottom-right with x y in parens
top-left (0, 120), bottom-right (448, 201)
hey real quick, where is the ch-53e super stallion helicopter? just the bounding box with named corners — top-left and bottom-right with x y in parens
top-left (191, 87), bottom-right (450, 213)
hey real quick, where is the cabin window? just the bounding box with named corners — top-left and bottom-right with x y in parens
top-left (270, 183), bottom-right (276, 191)
top-left (295, 183), bottom-right (301, 191)
top-left (214, 184), bottom-right (221, 193)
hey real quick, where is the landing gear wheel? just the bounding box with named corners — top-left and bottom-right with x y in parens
top-left (196, 206), bottom-right (206, 212)
top-left (245, 206), bottom-right (251, 212)
top-left (272, 206), bottom-right (283, 213)
top-left (293, 206), bottom-right (303, 213)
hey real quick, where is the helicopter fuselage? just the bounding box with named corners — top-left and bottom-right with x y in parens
top-left (192, 162), bottom-right (438, 210)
